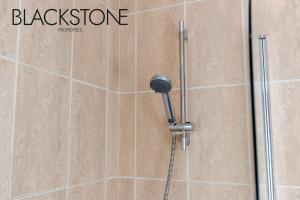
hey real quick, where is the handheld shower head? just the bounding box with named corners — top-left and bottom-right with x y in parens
top-left (150, 74), bottom-right (176, 124)
top-left (150, 74), bottom-right (172, 93)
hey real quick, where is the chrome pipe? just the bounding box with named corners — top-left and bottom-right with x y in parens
top-left (179, 20), bottom-right (189, 151)
top-left (259, 35), bottom-right (276, 200)
top-left (162, 93), bottom-right (176, 124)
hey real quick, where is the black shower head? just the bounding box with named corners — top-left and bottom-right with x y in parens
top-left (150, 74), bottom-right (172, 93)
top-left (149, 74), bottom-right (176, 124)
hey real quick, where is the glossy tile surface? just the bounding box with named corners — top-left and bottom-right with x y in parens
top-left (188, 86), bottom-right (250, 183)
top-left (0, 59), bottom-right (15, 199)
top-left (68, 182), bottom-right (104, 200)
top-left (0, 0), bottom-right (18, 58)
top-left (136, 180), bottom-right (186, 200)
top-left (106, 92), bottom-right (119, 177)
top-left (270, 82), bottom-right (300, 185)
top-left (70, 83), bottom-right (106, 184)
top-left (190, 184), bottom-right (251, 200)
top-left (253, 0), bottom-right (300, 81)
top-left (187, 0), bottom-right (245, 87)
top-left (137, 0), bottom-right (182, 11)
top-left (12, 66), bottom-right (69, 196)
top-left (20, 0), bottom-right (72, 75)
top-left (73, 2), bottom-right (107, 87)
top-left (119, 179), bottom-right (134, 200)
top-left (137, 6), bottom-right (183, 91)
top-left (119, 94), bottom-right (135, 176)
top-left (14, 191), bottom-right (66, 200)
top-left (120, 15), bottom-right (135, 92)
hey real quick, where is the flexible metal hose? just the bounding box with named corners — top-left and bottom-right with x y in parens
top-left (163, 134), bottom-right (176, 200)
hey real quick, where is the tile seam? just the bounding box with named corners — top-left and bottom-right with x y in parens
top-left (65, 0), bottom-right (75, 198)
top-left (12, 180), bottom-right (104, 200)
top-left (7, 0), bottom-right (21, 197)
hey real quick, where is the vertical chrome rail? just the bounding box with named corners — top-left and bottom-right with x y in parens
top-left (259, 35), bottom-right (276, 200)
top-left (179, 20), bottom-right (189, 151)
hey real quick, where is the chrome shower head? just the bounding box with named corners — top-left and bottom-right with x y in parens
top-left (150, 74), bottom-right (172, 93)
top-left (150, 74), bottom-right (176, 124)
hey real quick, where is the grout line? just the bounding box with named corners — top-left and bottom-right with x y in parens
top-left (185, 0), bottom-right (207, 5)
top-left (274, 185), bottom-right (300, 189)
top-left (18, 60), bottom-right (300, 96)
top-left (12, 188), bottom-right (66, 200)
top-left (117, 0), bottom-right (121, 199)
top-left (189, 180), bottom-right (252, 187)
top-left (12, 180), bottom-right (104, 200)
top-left (7, 0), bottom-right (21, 197)
top-left (65, 0), bottom-right (75, 199)
top-left (269, 78), bottom-right (300, 84)
top-left (115, 176), bottom-right (252, 187)
top-left (133, 1), bottom-right (137, 199)
top-left (71, 78), bottom-right (106, 91)
top-left (119, 77), bottom-right (300, 95)
top-left (188, 83), bottom-right (247, 90)
top-left (128, 2), bottom-right (184, 16)
top-left (19, 62), bottom-right (70, 79)
top-left (126, 0), bottom-right (207, 16)
top-left (18, 62), bottom-right (121, 94)
top-left (103, 9), bottom-right (110, 199)
top-left (119, 83), bottom-right (248, 95)
top-left (98, 0), bottom-right (120, 16)
top-left (119, 176), bottom-right (186, 182)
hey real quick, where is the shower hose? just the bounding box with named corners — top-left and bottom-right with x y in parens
top-left (163, 134), bottom-right (176, 200)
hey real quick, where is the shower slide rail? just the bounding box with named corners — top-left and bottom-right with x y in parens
top-left (259, 35), bottom-right (276, 200)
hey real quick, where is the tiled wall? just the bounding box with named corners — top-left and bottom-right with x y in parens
top-left (0, 0), bottom-right (119, 200)
top-left (1, 0), bottom-right (259, 199)
top-left (252, 0), bottom-right (300, 198)
top-left (118, 0), bottom-right (256, 199)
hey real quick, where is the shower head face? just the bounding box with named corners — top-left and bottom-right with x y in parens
top-left (150, 74), bottom-right (172, 93)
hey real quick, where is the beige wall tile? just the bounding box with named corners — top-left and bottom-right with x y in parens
top-left (187, 0), bottom-right (245, 87)
top-left (137, 6), bottom-right (183, 91)
top-left (68, 182), bottom-right (104, 200)
top-left (120, 0), bottom-right (135, 13)
top-left (137, 0), bottom-right (182, 11)
top-left (269, 82), bottom-right (300, 185)
top-left (276, 187), bottom-right (300, 200)
top-left (108, 23), bottom-right (120, 91)
top-left (0, 0), bottom-right (18, 58)
top-left (19, 0), bottom-right (72, 75)
top-left (0, 59), bottom-right (15, 199)
top-left (136, 180), bottom-right (186, 200)
top-left (14, 190), bottom-right (66, 200)
top-left (106, 179), bottom-right (118, 200)
top-left (136, 91), bottom-right (186, 179)
top-left (107, 92), bottom-right (119, 177)
top-left (119, 179), bottom-right (134, 200)
top-left (258, 185), bottom-right (268, 200)
top-left (73, 2), bottom-right (107, 87)
top-left (119, 94), bottom-right (135, 176)
top-left (110, 0), bottom-right (119, 11)
top-left (188, 86), bottom-right (249, 183)
top-left (252, 0), bottom-right (300, 81)
top-left (12, 66), bottom-right (69, 196)
top-left (190, 183), bottom-right (251, 200)
top-left (70, 83), bottom-right (106, 184)
top-left (120, 15), bottom-right (135, 92)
